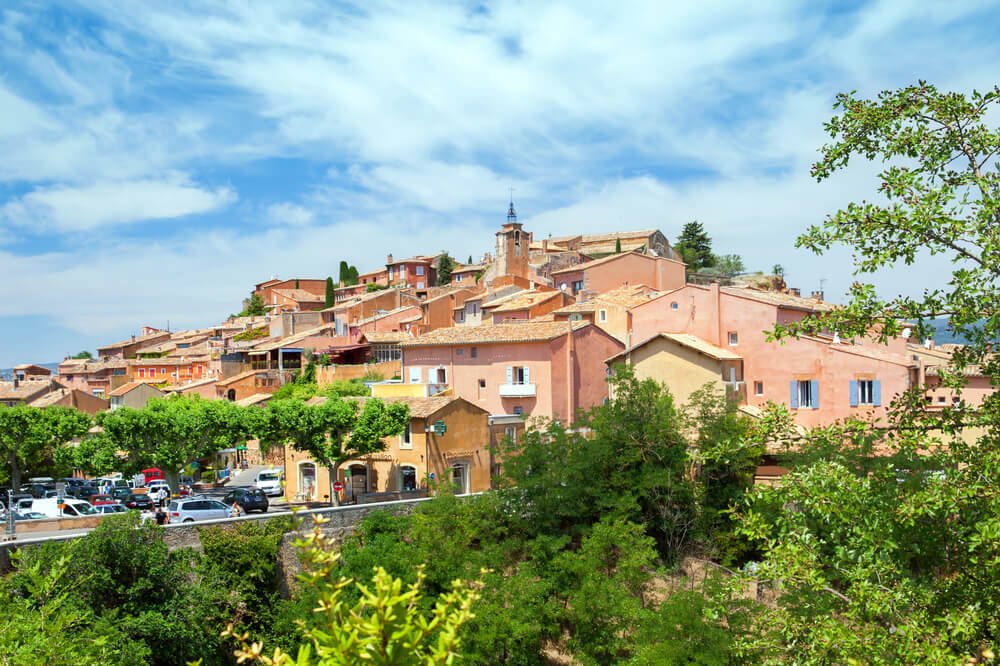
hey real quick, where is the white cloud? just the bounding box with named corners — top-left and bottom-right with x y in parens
top-left (267, 202), bottom-right (314, 226)
top-left (2, 175), bottom-right (236, 232)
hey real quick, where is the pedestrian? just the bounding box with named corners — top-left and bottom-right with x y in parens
top-left (230, 501), bottom-right (243, 518)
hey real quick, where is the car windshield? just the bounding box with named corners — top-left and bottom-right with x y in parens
top-left (74, 503), bottom-right (98, 515)
top-left (168, 501), bottom-right (178, 511)
top-left (258, 472), bottom-right (280, 481)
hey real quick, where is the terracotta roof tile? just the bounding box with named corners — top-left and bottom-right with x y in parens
top-left (720, 286), bottom-right (835, 312)
top-left (108, 381), bottom-right (165, 398)
top-left (361, 331), bottom-right (412, 344)
top-left (400, 320), bottom-right (587, 347)
top-left (550, 250), bottom-right (683, 275)
top-left (606, 332), bottom-right (742, 363)
top-left (488, 290), bottom-right (562, 313)
top-left (272, 288), bottom-right (325, 303)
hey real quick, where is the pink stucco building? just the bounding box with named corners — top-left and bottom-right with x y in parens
top-left (399, 320), bottom-right (624, 424)
top-left (624, 283), bottom-right (921, 427)
top-left (549, 250), bottom-right (686, 298)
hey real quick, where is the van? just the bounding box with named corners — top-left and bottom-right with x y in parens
top-left (31, 497), bottom-right (99, 519)
top-left (254, 470), bottom-right (284, 497)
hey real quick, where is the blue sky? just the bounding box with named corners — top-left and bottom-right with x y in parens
top-left (1, 1), bottom-right (998, 366)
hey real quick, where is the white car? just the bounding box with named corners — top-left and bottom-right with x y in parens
top-left (254, 470), bottom-right (284, 497)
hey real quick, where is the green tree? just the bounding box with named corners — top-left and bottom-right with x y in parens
top-left (338, 260), bottom-right (350, 285)
top-left (437, 252), bottom-right (456, 285)
top-left (615, 236), bottom-right (622, 253)
top-left (347, 264), bottom-right (359, 284)
top-left (88, 397), bottom-right (256, 491)
top-left (324, 276), bottom-right (335, 308)
top-left (71, 350), bottom-right (93, 360)
top-left (737, 83), bottom-right (1000, 663)
top-left (706, 253), bottom-right (745, 277)
top-left (674, 221), bottom-right (715, 271)
top-left (467, 254), bottom-right (473, 264)
top-left (240, 292), bottom-right (267, 317)
top-left (257, 397), bottom-right (408, 505)
top-left (226, 518), bottom-right (481, 665)
top-left (0, 406), bottom-right (91, 488)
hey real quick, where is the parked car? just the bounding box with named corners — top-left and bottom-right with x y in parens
top-left (67, 482), bottom-right (98, 499)
top-left (20, 483), bottom-right (52, 499)
top-left (89, 494), bottom-right (117, 506)
top-left (110, 487), bottom-right (134, 502)
top-left (222, 488), bottom-right (269, 513)
top-left (254, 469), bottom-right (284, 496)
top-left (167, 498), bottom-right (234, 523)
top-left (124, 494), bottom-right (155, 511)
top-left (95, 504), bottom-right (129, 515)
top-left (146, 480), bottom-right (171, 495)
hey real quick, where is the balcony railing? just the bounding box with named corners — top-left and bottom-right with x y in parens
top-left (499, 383), bottom-right (537, 398)
top-left (250, 360), bottom-right (302, 371)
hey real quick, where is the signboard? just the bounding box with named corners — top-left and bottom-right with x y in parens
top-left (333, 481), bottom-right (344, 493)
top-left (433, 419), bottom-right (447, 435)
top-left (429, 472), bottom-right (435, 481)
top-left (344, 468), bottom-right (351, 478)
top-left (236, 444), bottom-right (247, 451)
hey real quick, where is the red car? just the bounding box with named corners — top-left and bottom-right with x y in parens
top-left (88, 494), bottom-right (117, 506)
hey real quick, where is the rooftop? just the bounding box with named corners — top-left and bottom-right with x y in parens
top-left (108, 381), bottom-right (165, 398)
top-left (361, 331), bottom-right (413, 344)
top-left (271, 288), bottom-right (326, 303)
top-left (96, 330), bottom-right (170, 351)
top-left (720, 285), bottom-right (835, 312)
top-left (607, 332), bottom-right (742, 363)
top-left (400, 320), bottom-right (588, 347)
top-left (550, 250), bottom-right (684, 275)
top-left (488, 290), bottom-right (563, 313)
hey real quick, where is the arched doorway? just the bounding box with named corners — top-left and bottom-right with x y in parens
top-left (348, 464), bottom-right (368, 502)
top-left (227, 388), bottom-right (236, 401)
top-left (399, 465), bottom-right (418, 492)
top-left (298, 462), bottom-right (316, 501)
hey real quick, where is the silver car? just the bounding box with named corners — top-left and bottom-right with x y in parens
top-left (95, 504), bottom-right (128, 515)
top-left (167, 498), bottom-right (233, 523)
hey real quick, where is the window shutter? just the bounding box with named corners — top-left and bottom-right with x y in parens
top-left (810, 380), bottom-right (819, 410)
top-left (789, 381), bottom-right (798, 409)
top-left (523, 366), bottom-right (530, 384)
top-left (873, 380), bottom-right (882, 406)
top-left (506, 366), bottom-right (513, 384)
top-left (849, 380), bottom-right (859, 407)
top-left (409, 367), bottom-right (421, 384)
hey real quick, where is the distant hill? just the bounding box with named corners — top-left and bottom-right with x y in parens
top-left (921, 318), bottom-right (991, 345)
top-left (0, 362), bottom-right (61, 381)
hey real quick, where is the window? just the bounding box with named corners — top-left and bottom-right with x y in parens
top-left (670, 301), bottom-right (679, 310)
top-left (509, 366), bottom-right (529, 384)
top-left (572, 280), bottom-right (584, 293)
top-left (513, 406), bottom-right (524, 415)
top-left (416, 265), bottom-right (425, 276)
top-left (478, 378), bottom-right (486, 388)
top-left (599, 309), bottom-right (608, 322)
top-left (850, 379), bottom-right (881, 407)
top-left (435, 367), bottom-right (447, 384)
top-left (791, 380), bottom-right (818, 409)
top-left (417, 281), bottom-right (424, 289)
top-left (456, 348), bottom-right (464, 356)
top-left (400, 466), bottom-right (418, 492)
top-left (138, 368), bottom-right (145, 378)
top-left (754, 381), bottom-right (764, 396)
top-left (728, 331), bottom-right (739, 346)
top-left (160, 368), bottom-right (166, 374)
top-left (409, 367), bottom-right (421, 384)
top-left (504, 425), bottom-right (517, 444)
top-left (400, 423), bottom-right (412, 450)
top-left (388, 267), bottom-right (394, 280)
top-left (470, 346), bottom-right (478, 358)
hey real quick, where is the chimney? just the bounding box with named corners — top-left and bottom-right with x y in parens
top-left (131, 334), bottom-right (136, 342)
top-left (810, 290), bottom-right (824, 301)
top-left (789, 287), bottom-right (801, 297)
top-left (13, 377), bottom-right (19, 389)
top-left (387, 253), bottom-right (393, 264)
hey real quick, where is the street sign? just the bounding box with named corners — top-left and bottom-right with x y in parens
top-left (344, 469), bottom-right (351, 478)
top-left (433, 419), bottom-right (447, 435)
top-left (333, 481), bottom-right (344, 493)
top-left (429, 472), bottom-right (435, 480)
top-left (236, 444), bottom-right (247, 451)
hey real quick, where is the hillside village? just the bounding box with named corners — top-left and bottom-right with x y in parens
top-left (1, 205), bottom-right (990, 503)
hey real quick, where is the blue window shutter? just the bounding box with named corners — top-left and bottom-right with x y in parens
top-left (811, 380), bottom-right (820, 410)
top-left (506, 366), bottom-right (513, 384)
top-left (789, 381), bottom-right (798, 409)
top-left (523, 366), bottom-right (530, 384)
top-left (873, 380), bottom-right (882, 406)
top-left (849, 380), bottom-right (859, 407)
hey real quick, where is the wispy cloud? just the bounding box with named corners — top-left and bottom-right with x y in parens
top-left (2, 176), bottom-right (236, 232)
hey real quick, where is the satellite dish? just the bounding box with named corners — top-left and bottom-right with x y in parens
top-left (832, 333), bottom-right (841, 344)
top-left (901, 328), bottom-right (912, 339)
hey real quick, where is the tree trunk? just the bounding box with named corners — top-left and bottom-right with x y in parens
top-left (329, 464), bottom-right (341, 507)
top-left (9, 452), bottom-right (21, 491)
top-left (164, 468), bottom-right (179, 495)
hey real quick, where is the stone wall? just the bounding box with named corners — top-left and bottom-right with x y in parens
top-left (1, 496), bottom-right (437, 573)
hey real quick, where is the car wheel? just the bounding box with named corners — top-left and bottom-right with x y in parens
top-left (261, 505), bottom-right (267, 513)
top-left (183, 518), bottom-right (194, 523)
